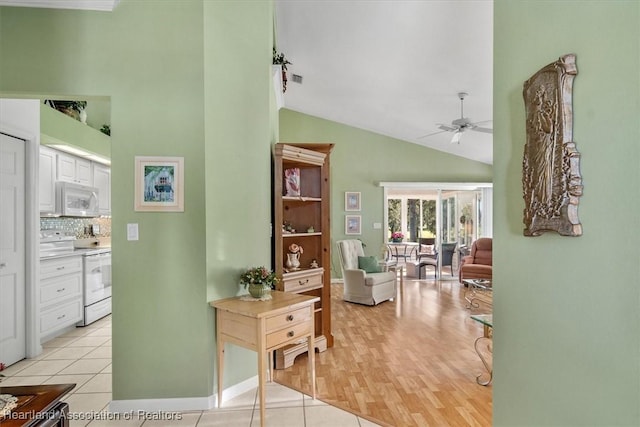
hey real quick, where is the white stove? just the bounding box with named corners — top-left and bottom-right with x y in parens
top-left (39, 231), bottom-right (76, 258)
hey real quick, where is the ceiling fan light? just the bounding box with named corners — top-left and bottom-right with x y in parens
top-left (451, 132), bottom-right (463, 144)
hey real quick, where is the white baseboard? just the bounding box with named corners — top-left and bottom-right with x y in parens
top-left (108, 375), bottom-right (258, 412)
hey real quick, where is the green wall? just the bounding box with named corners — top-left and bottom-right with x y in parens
top-left (203, 0), bottom-right (274, 388)
top-left (40, 103), bottom-right (110, 158)
top-left (1, 1), bottom-right (274, 401)
top-left (279, 109), bottom-right (493, 277)
top-left (494, 1), bottom-right (640, 425)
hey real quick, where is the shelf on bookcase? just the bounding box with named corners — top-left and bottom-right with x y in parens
top-left (282, 232), bottom-right (322, 237)
top-left (282, 196), bottom-right (322, 202)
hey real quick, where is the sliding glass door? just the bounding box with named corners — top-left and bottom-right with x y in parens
top-left (382, 182), bottom-right (492, 278)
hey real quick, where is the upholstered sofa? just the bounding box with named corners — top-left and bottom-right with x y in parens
top-left (336, 239), bottom-right (396, 305)
top-left (459, 237), bottom-right (492, 282)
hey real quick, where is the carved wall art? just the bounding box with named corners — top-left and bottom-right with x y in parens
top-left (522, 53), bottom-right (583, 236)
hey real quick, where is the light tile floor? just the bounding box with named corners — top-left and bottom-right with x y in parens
top-left (2, 316), bottom-right (381, 427)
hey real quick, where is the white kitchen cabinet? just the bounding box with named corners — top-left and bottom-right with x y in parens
top-left (39, 255), bottom-right (83, 341)
top-left (92, 163), bottom-right (111, 215)
top-left (57, 152), bottom-right (91, 185)
top-left (39, 145), bottom-right (57, 214)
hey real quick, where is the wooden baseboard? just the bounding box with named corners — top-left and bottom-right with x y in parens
top-left (274, 335), bottom-right (328, 369)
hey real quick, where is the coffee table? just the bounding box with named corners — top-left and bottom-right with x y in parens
top-left (463, 278), bottom-right (492, 310)
top-left (470, 314), bottom-right (493, 386)
top-left (0, 383), bottom-right (75, 426)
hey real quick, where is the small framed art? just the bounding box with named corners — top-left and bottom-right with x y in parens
top-left (345, 215), bottom-right (362, 235)
top-left (134, 156), bottom-right (184, 212)
top-left (345, 191), bottom-right (361, 211)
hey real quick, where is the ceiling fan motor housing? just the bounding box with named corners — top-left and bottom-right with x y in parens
top-left (452, 117), bottom-right (472, 128)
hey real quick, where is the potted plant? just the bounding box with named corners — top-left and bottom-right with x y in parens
top-left (391, 231), bottom-right (404, 243)
top-left (240, 266), bottom-right (278, 299)
top-left (47, 100), bottom-right (88, 121)
top-left (273, 47), bottom-right (292, 93)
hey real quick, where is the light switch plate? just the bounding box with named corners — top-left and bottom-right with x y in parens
top-left (373, 222), bottom-right (382, 229)
top-left (127, 223), bottom-right (139, 241)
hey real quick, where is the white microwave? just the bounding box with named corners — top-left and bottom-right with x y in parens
top-left (56, 182), bottom-right (100, 217)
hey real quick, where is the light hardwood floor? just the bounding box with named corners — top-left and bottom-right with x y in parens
top-left (274, 276), bottom-right (493, 427)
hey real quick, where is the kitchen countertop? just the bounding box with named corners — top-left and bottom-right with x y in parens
top-left (40, 247), bottom-right (111, 260)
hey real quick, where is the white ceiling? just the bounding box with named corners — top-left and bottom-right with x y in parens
top-left (275, 0), bottom-right (493, 164)
top-left (0, 0), bottom-right (493, 163)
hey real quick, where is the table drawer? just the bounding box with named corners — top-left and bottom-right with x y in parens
top-left (281, 271), bottom-right (323, 293)
top-left (265, 307), bottom-right (311, 333)
top-left (266, 321), bottom-right (311, 349)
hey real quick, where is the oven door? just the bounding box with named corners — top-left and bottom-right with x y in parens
top-left (83, 252), bottom-right (112, 305)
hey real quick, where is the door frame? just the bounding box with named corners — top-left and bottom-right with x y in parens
top-left (1, 122), bottom-right (41, 358)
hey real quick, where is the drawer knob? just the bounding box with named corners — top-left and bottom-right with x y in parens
top-left (298, 279), bottom-right (309, 286)
top-left (56, 288), bottom-right (66, 293)
top-left (286, 314), bottom-right (294, 321)
top-left (57, 314), bottom-right (66, 320)
top-left (287, 331), bottom-right (295, 338)
top-left (56, 266), bottom-right (65, 270)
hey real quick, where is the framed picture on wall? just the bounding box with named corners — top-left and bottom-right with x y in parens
top-left (345, 215), bottom-right (362, 235)
top-left (134, 156), bottom-right (184, 212)
top-left (345, 191), bottom-right (361, 211)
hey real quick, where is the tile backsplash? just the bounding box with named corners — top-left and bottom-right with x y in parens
top-left (40, 217), bottom-right (112, 238)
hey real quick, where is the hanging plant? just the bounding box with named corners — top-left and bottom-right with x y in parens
top-left (46, 100), bottom-right (87, 121)
top-left (273, 47), bottom-right (292, 93)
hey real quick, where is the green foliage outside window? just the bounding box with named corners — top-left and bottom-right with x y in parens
top-left (421, 200), bottom-right (436, 237)
top-left (388, 199), bottom-right (401, 237)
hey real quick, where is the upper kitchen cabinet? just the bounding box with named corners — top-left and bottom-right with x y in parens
top-left (93, 163), bottom-right (111, 215)
top-left (39, 145), bottom-right (57, 213)
top-left (57, 152), bottom-right (92, 185)
top-left (39, 102), bottom-right (111, 216)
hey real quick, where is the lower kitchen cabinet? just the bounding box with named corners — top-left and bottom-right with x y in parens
top-left (39, 256), bottom-right (83, 341)
top-left (40, 299), bottom-right (83, 338)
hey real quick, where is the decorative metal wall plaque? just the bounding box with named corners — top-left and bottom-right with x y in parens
top-left (522, 53), bottom-right (582, 236)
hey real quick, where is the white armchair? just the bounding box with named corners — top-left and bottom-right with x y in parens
top-left (336, 239), bottom-right (396, 306)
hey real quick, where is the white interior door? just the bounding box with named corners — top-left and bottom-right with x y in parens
top-left (0, 132), bottom-right (26, 366)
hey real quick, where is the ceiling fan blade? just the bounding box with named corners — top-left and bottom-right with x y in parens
top-left (437, 124), bottom-right (458, 132)
top-left (472, 126), bottom-right (493, 134)
top-left (471, 119), bottom-right (493, 126)
top-left (417, 129), bottom-right (448, 139)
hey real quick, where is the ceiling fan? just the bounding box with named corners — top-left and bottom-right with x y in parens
top-left (419, 92), bottom-right (492, 143)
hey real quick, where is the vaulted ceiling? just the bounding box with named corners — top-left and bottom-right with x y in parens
top-left (0, 0), bottom-right (493, 164)
top-left (275, 0), bottom-right (494, 164)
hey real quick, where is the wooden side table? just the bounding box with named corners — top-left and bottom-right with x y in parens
top-left (210, 291), bottom-right (319, 427)
top-left (379, 259), bottom-right (403, 289)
